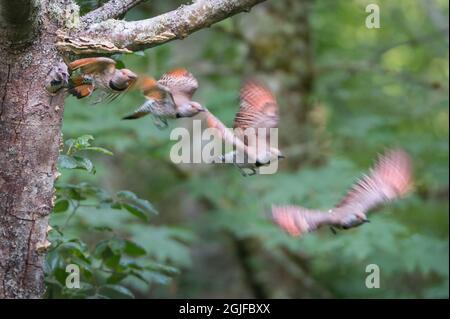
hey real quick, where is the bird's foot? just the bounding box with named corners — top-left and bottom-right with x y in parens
top-left (330, 226), bottom-right (337, 235)
top-left (46, 62), bottom-right (69, 93)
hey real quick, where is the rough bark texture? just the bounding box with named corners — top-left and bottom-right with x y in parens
top-left (0, 0), bottom-right (72, 299)
top-left (81, 0), bottom-right (146, 26)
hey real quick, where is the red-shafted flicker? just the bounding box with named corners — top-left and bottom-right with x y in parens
top-left (122, 68), bottom-right (205, 128)
top-left (67, 57), bottom-right (137, 102)
top-left (205, 79), bottom-right (284, 176)
top-left (271, 149), bottom-right (413, 237)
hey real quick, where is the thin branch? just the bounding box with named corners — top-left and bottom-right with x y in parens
top-left (68, 0), bottom-right (266, 53)
top-left (81, 0), bottom-right (147, 26)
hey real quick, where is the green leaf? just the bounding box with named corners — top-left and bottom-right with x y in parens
top-left (105, 253), bottom-right (121, 269)
top-left (124, 240), bottom-right (146, 257)
top-left (53, 199), bottom-right (69, 213)
top-left (93, 240), bottom-right (110, 257)
top-left (107, 272), bottom-right (128, 284)
top-left (122, 204), bottom-right (148, 221)
top-left (115, 190), bottom-right (158, 221)
top-left (57, 155), bottom-right (95, 174)
top-left (83, 147), bottom-right (113, 156)
top-left (73, 156), bottom-right (95, 174)
top-left (64, 138), bottom-right (75, 149)
top-left (98, 284), bottom-right (135, 299)
top-left (58, 155), bottom-right (78, 169)
top-left (129, 270), bottom-right (150, 284)
top-left (75, 135), bottom-right (94, 148)
top-left (108, 238), bottom-right (125, 255)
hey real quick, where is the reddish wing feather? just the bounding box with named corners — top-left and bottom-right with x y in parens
top-left (336, 149), bottom-right (413, 214)
top-left (233, 80), bottom-right (279, 150)
top-left (271, 205), bottom-right (333, 237)
top-left (204, 110), bottom-right (251, 159)
top-left (233, 79), bottom-right (279, 130)
top-left (158, 68), bottom-right (199, 99)
top-left (69, 57), bottom-right (116, 74)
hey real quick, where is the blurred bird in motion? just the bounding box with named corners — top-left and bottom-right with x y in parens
top-left (205, 79), bottom-right (284, 176)
top-left (66, 57), bottom-right (137, 103)
top-left (122, 68), bottom-right (205, 128)
top-left (271, 149), bottom-right (413, 237)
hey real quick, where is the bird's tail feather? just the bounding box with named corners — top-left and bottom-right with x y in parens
top-left (68, 84), bottom-right (94, 99)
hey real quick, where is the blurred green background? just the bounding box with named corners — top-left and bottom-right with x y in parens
top-left (47, 0), bottom-right (449, 298)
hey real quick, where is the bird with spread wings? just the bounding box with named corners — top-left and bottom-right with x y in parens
top-left (205, 79), bottom-right (284, 176)
top-left (66, 57), bottom-right (138, 103)
top-left (271, 149), bottom-right (413, 236)
top-left (122, 68), bottom-right (205, 129)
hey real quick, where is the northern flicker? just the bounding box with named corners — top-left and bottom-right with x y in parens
top-left (205, 79), bottom-right (284, 176)
top-left (122, 68), bottom-right (205, 128)
top-left (67, 57), bottom-right (137, 102)
top-left (271, 149), bottom-right (413, 237)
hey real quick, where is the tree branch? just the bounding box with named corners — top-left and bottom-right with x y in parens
top-left (67, 0), bottom-right (266, 53)
top-left (81, 0), bottom-right (147, 26)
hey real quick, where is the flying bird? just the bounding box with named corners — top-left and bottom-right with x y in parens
top-left (122, 68), bottom-right (205, 128)
top-left (271, 149), bottom-right (413, 237)
top-left (67, 57), bottom-right (137, 102)
top-left (205, 79), bottom-right (284, 176)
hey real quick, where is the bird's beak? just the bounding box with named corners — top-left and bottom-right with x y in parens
top-left (278, 155), bottom-right (286, 159)
top-left (362, 219), bottom-right (371, 223)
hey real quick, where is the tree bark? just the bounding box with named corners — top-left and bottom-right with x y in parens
top-left (0, 0), bottom-right (70, 299)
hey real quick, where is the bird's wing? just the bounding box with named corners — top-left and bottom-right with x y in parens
top-left (233, 79), bottom-right (279, 145)
top-left (69, 57), bottom-right (116, 74)
top-left (122, 76), bottom-right (176, 120)
top-left (271, 205), bottom-right (335, 237)
top-left (204, 110), bottom-right (251, 160)
top-left (158, 68), bottom-right (199, 100)
top-left (334, 149), bottom-right (413, 218)
top-left (140, 76), bottom-right (176, 109)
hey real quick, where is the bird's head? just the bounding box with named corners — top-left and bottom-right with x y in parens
top-left (110, 69), bottom-right (138, 91)
top-left (341, 212), bottom-right (369, 229)
top-left (176, 101), bottom-right (205, 118)
top-left (120, 68), bottom-right (138, 85)
top-left (268, 148), bottom-right (285, 161)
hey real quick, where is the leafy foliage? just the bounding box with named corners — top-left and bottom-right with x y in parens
top-left (46, 136), bottom-right (184, 299)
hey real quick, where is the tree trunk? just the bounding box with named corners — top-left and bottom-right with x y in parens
top-left (0, 0), bottom-right (67, 298)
